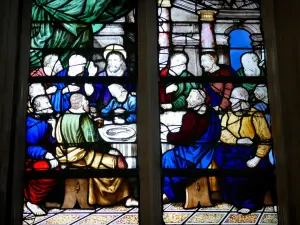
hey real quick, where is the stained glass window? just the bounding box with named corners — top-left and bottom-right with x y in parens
top-left (23, 0), bottom-right (139, 224)
top-left (158, 0), bottom-right (277, 224)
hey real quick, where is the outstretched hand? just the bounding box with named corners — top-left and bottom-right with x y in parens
top-left (88, 61), bottom-right (98, 76)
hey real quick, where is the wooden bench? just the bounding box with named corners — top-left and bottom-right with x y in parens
top-left (61, 179), bottom-right (93, 209)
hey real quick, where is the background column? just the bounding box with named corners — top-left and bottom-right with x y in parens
top-left (216, 34), bottom-right (230, 65)
top-left (158, 0), bottom-right (171, 70)
top-left (198, 10), bottom-right (217, 52)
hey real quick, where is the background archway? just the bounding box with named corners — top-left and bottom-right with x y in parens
top-left (229, 29), bottom-right (252, 70)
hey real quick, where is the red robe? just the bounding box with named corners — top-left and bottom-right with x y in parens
top-left (205, 65), bottom-right (234, 110)
top-left (24, 161), bottom-right (59, 204)
top-left (167, 110), bottom-right (209, 146)
top-left (160, 67), bottom-right (172, 103)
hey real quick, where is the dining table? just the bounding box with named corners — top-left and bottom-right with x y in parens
top-left (95, 110), bottom-right (186, 166)
top-left (97, 119), bottom-right (137, 169)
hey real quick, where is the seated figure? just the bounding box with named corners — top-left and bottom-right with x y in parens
top-left (161, 89), bottom-right (221, 204)
top-left (214, 87), bottom-right (273, 214)
top-left (48, 93), bottom-right (138, 207)
top-left (24, 95), bottom-right (59, 215)
top-left (100, 84), bottom-right (136, 124)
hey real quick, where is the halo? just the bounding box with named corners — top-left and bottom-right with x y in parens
top-left (103, 44), bottom-right (127, 60)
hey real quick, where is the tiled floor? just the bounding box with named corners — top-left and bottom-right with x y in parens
top-left (23, 203), bottom-right (278, 225)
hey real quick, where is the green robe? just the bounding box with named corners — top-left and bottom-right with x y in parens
top-left (56, 113), bottom-right (131, 205)
top-left (236, 67), bottom-right (264, 93)
top-left (171, 71), bottom-right (199, 110)
top-left (61, 114), bottom-right (101, 144)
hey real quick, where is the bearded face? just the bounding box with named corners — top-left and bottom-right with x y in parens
top-left (186, 91), bottom-right (204, 109)
top-left (169, 55), bottom-right (187, 76)
top-left (82, 98), bottom-right (90, 112)
top-left (241, 55), bottom-right (260, 76)
top-left (107, 54), bottom-right (123, 74)
top-left (35, 97), bottom-right (53, 114)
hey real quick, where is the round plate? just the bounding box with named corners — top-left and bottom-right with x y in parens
top-left (104, 126), bottom-right (136, 140)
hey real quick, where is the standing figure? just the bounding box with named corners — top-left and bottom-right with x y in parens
top-left (200, 52), bottom-right (234, 111)
top-left (162, 89), bottom-right (221, 203)
top-left (49, 93), bottom-right (138, 207)
top-left (100, 84), bottom-right (136, 124)
top-left (24, 96), bottom-right (59, 215)
top-left (214, 87), bottom-right (273, 214)
top-left (160, 52), bottom-right (199, 111)
top-left (236, 52), bottom-right (264, 101)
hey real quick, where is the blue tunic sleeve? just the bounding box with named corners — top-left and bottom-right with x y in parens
top-left (51, 69), bottom-right (71, 112)
top-left (100, 99), bottom-right (117, 118)
top-left (27, 146), bottom-right (47, 159)
top-left (124, 95), bottom-right (137, 123)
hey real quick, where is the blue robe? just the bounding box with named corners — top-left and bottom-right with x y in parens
top-left (162, 109), bottom-right (221, 201)
top-left (215, 144), bottom-right (273, 210)
top-left (93, 71), bottom-right (134, 107)
top-left (26, 116), bottom-right (50, 159)
top-left (100, 94), bottom-right (136, 123)
top-left (51, 69), bottom-right (71, 112)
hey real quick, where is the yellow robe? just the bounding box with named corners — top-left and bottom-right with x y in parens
top-left (55, 115), bottom-right (130, 205)
top-left (220, 108), bottom-right (272, 157)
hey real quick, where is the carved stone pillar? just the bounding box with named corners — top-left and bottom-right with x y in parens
top-left (216, 34), bottom-right (230, 65)
top-left (251, 34), bottom-right (264, 60)
top-left (158, 0), bottom-right (171, 70)
top-left (198, 10), bottom-right (217, 52)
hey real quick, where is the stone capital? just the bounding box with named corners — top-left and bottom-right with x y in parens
top-left (158, 0), bottom-right (172, 8)
top-left (197, 10), bottom-right (217, 22)
top-left (216, 34), bottom-right (229, 46)
top-left (250, 34), bottom-right (263, 41)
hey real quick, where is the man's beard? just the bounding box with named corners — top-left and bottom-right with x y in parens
top-left (107, 65), bottom-right (123, 75)
top-left (83, 104), bottom-right (90, 112)
top-left (244, 66), bottom-right (260, 76)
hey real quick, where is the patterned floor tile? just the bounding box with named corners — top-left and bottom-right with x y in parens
top-left (130, 207), bottom-right (139, 212)
top-left (259, 213), bottom-right (278, 224)
top-left (77, 214), bottom-right (122, 224)
top-left (222, 213), bottom-right (260, 224)
top-left (185, 212), bottom-right (227, 224)
top-left (29, 214), bottom-right (56, 224)
top-left (264, 206), bottom-right (277, 212)
top-left (36, 213), bottom-right (87, 224)
top-left (165, 203), bottom-right (197, 211)
top-left (64, 208), bottom-right (97, 213)
top-left (98, 205), bottom-right (132, 213)
top-left (163, 212), bottom-right (193, 224)
top-left (111, 213), bottom-right (139, 224)
top-left (199, 203), bottom-right (233, 212)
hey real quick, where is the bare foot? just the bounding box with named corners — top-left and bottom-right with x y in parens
top-left (125, 197), bottom-right (139, 207)
top-left (238, 208), bottom-right (251, 214)
top-left (26, 202), bottom-right (46, 216)
top-left (163, 193), bottom-right (169, 204)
